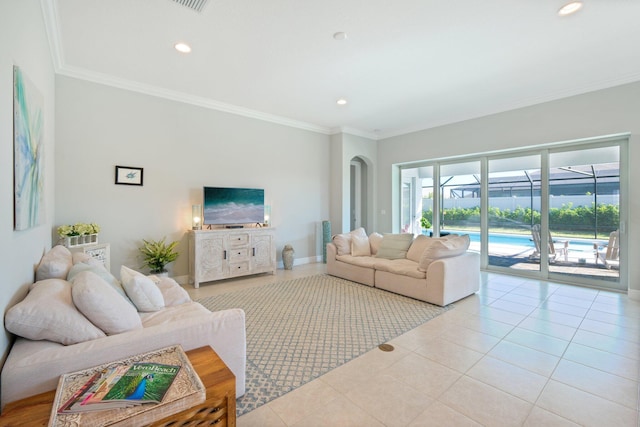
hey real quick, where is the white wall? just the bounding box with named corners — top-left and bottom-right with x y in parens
top-left (55, 76), bottom-right (330, 279)
top-left (0, 0), bottom-right (56, 363)
top-left (378, 81), bottom-right (640, 295)
top-left (329, 133), bottom-right (377, 235)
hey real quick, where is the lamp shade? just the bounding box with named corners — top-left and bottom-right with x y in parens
top-left (192, 204), bottom-right (202, 230)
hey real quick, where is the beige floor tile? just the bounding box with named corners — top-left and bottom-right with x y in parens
top-left (439, 376), bottom-right (532, 427)
top-left (238, 404), bottom-right (287, 427)
top-left (523, 407), bottom-right (581, 427)
top-left (466, 355), bottom-right (548, 403)
top-left (388, 326), bottom-right (441, 352)
top-left (540, 300), bottom-right (589, 318)
top-left (438, 324), bottom-right (501, 353)
top-left (488, 340), bottom-right (560, 377)
top-left (551, 359), bottom-right (639, 410)
top-left (476, 305), bottom-right (527, 325)
top-left (268, 377), bottom-right (342, 426)
top-left (517, 316), bottom-right (577, 341)
top-left (499, 292), bottom-right (543, 307)
top-left (579, 318), bottom-right (640, 344)
top-left (563, 342), bottom-right (639, 381)
top-left (345, 374), bottom-right (434, 426)
top-left (414, 337), bottom-right (484, 373)
top-left (489, 299), bottom-right (537, 316)
top-left (585, 309), bottom-right (640, 331)
top-left (537, 380), bottom-right (638, 427)
top-left (571, 329), bottom-right (640, 360)
top-left (290, 396), bottom-right (385, 427)
top-left (504, 327), bottom-right (569, 356)
top-left (546, 293), bottom-right (594, 308)
top-left (383, 353), bottom-right (462, 399)
top-left (529, 307), bottom-right (583, 328)
top-left (408, 401), bottom-right (482, 427)
top-left (451, 314), bottom-right (514, 338)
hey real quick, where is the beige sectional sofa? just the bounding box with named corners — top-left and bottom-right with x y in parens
top-left (1, 245), bottom-right (246, 410)
top-left (327, 228), bottom-right (480, 306)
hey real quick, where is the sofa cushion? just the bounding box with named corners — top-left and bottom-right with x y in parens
top-left (374, 258), bottom-right (426, 279)
top-left (150, 275), bottom-right (191, 306)
top-left (120, 266), bottom-right (165, 312)
top-left (336, 254), bottom-right (377, 268)
top-left (70, 271), bottom-right (142, 335)
top-left (418, 234), bottom-right (471, 271)
top-left (351, 234), bottom-right (371, 256)
top-left (332, 228), bottom-right (367, 256)
top-left (5, 279), bottom-right (106, 345)
top-left (369, 232), bottom-right (383, 255)
top-left (376, 233), bottom-right (414, 260)
top-left (35, 245), bottom-right (73, 281)
top-left (406, 235), bottom-right (431, 262)
top-left (67, 262), bottom-right (132, 305)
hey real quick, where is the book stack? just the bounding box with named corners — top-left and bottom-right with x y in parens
top-left (57, 362), bottom-right (181, 413)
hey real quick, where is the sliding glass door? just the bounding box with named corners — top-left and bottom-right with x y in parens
top-left (398, 137), bottom-right (625, 291)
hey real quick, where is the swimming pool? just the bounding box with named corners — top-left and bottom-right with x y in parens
top-left (425, 230), bottom-right (601, 252)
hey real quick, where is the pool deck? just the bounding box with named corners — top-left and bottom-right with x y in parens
top-left (471, 240), bottom-right (619, 281)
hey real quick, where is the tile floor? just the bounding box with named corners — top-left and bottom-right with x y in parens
top-left (185, 264), bottom-right (640, 427)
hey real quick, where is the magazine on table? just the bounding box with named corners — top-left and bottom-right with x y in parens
top-left (58, 363), bottom-right (181, 413)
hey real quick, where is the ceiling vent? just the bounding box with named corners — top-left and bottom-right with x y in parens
top-left (171, 0), bottom-right (208, 13)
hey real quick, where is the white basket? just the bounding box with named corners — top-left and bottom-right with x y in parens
top-left (64, 234), bottom-right (99, 248)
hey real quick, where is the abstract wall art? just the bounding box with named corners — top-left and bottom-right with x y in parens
top-left (13, 65), bottom-right (45, 231)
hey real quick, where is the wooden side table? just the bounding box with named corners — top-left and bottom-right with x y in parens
top-left (0, 346), bottom-right (235, 427)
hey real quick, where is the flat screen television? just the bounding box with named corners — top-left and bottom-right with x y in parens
top-left (203, 187), bottom-right (265, 226)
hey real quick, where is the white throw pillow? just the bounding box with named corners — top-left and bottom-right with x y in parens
top-left (368, 232), bottom-right (383, 255)
top-left (150, 275), bottom-right (191, 306)
top-left (351, 235), bottom-right (371, 257)
top-left (375, 233), bottom-right (414, 260)
top-left (68, 262), bottom-right (132, 305)
top-left (120, 266), bottom-right (165, 312)
top-left (5, 279), bottom-right (106, 345)
top-left (71, 271), bottom-right (142, 335)
top-left (406, 235), bottom-right (432, 262)
top-left (35, 245), bottom-right (73, 281)
top-left (332, 228), bottom-right (367, 256)
top-left (418, 234), bottom-right (470, 271)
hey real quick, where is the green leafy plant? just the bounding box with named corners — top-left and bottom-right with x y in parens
top-left (57, 222), bottom-right (100, 237)
top-left (139, 237), bottom-right (179, 273)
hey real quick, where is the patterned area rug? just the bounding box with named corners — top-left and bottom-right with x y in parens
top-left (197, 274), bottom-right (449, 416)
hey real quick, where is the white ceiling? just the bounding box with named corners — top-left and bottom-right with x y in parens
top-left (43, 0), bottom-right (640, 139)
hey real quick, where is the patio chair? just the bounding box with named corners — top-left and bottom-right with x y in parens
top-left (529, 224), bottom-right (569, 263)
top-left (594, 230), bottom-right (619, 269)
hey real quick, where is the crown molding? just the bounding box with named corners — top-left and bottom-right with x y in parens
top-left (330, 126), bottom-right (379, 141)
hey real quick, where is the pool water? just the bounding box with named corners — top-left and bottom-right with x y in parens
top-left (427, 230), bottom-right (600, 253)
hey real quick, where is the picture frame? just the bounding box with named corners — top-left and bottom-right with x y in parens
top-left (115, 166), bottom-right (143, 186)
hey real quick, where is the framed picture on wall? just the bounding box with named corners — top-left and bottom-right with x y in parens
top-left (115, 166), bottom-right (143, 186)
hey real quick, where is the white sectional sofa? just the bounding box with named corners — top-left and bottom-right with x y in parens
top-left (327, 228), bottom-right (480, 306)
top-left (1, 246), bottom-right (246, 410)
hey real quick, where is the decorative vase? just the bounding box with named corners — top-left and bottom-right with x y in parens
top-left (282, 244), bottom-right (295, 270)
top-left (63, 233), bottom-right (99, 248)
top-left (322, 220), bottom-right (331, 264)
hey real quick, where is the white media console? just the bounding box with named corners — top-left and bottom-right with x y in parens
top-left (188, 228), bottom-right (276, 288)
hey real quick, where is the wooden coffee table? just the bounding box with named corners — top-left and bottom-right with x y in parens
top-left (0, 346), bottom-right (236, 427)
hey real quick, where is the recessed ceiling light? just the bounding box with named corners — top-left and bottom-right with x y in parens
top-left (336, 98), bottom-right (348, 105)
top-left (558, 1), bottom-right (583, 16)
top-left (174, 42), bottom-right (192, 53)
top-left (333, 32), bottom-right (348, 41)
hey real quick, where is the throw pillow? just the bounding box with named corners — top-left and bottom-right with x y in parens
top-left (375, 233), bottom-right (414, 260)
top-left (149, 275), bottom-right (191, 306)
top-left (71, 271), bottom-right (142, 335)
top-left (351, 235), bottom-right (371, 257)
top-left (368, 232), bottom-right (383, 255)
top-left (67, 262), bottom-right (133, 306)
top-left (332, 227), bottom-right (368, 256)
top-left (120, 266), bottom-right (165, 312)
top-left (406, 235), bottom-right (433, 262)
top-left (5, 278), bottom-right (106, 345)
top-left (418, 234), bottom-right (470, 271)
top-left (35, 245), bottom-right (73, 281)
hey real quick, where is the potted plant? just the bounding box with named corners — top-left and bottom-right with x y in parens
top-left (139, 237), bottom-right (179, 274)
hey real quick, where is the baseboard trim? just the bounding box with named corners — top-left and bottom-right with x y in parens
top-left (628, 289), bottom-right (640, 301)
